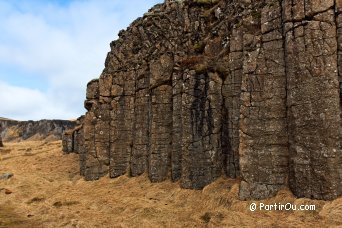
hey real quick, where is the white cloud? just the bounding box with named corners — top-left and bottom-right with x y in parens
top-left (0, 81), bottom-right (77, 120)
top-left (0, 0), bottom-right (163, 120)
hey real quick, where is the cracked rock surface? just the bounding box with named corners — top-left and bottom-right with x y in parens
top-left (63, 0), bottom-right (342, 200)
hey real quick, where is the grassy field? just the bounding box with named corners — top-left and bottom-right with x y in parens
top-left (0, 141), bottom-right (341, 227)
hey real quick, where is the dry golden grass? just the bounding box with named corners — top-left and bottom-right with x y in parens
top-left (0, 141), bottom-right (341, 227)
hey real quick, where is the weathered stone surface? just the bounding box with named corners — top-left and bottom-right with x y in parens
top-left (284, 1), bottom-right (342, 200)
top-left (62, 116), bottom-right (84, 154)
top-left (109, 71), bottom-right (135, 178)
top-left (239, 0), bottom-right (288, 199)
top-left (64, 0), bottom-right (342, 200)
top-left (62, 130), bottom-right (74, 153)
top-left (83, 79), bottom-right (110, 180)
top-left (131, 67), bottom-right (150, 177)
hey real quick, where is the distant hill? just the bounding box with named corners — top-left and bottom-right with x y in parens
top-left (0, 117), bottom-right (17, 121)
top-left (0, 118), bottom-right (76, 142)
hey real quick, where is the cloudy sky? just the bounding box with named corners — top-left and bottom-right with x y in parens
top-left (0, 0), bottom-right (163, 121)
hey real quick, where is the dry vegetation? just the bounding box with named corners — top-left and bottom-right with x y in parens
top-left (0, 141), bottom-right (341, 227)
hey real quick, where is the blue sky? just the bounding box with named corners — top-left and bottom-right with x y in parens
top-left (0, 0), bottom-right (163, 120)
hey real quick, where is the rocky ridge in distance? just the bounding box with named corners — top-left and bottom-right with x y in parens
top-left (0, 118), bottom-right (76, 142)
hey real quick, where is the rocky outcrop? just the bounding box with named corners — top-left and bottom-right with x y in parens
top-left (62, 116), bottom-right (84, 153)
top-left (65, 0), bottom-right (342, 200)
top-left (0, 118), bottom-right (76, 142)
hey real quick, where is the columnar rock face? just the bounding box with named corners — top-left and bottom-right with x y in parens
top-left (238, 0), bottom-right (289, 199)
top-left (62, 130), bottom-right (73, 153)
top-left (62, 116), bottom-right (84, 154)
top-left (284, 0), bottom-right (342, 200)
top-left (65, 0), bottom-right (342, 200)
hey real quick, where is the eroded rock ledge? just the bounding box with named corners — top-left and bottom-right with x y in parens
top-left (64, 0), bottom-right (342, 200)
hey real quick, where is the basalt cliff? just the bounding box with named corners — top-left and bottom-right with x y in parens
top-left (63, 0), bottom-right (342, 200)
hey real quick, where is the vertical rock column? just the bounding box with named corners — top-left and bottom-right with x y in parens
top-left (149, 85), bottom-right (173, 181)
top-left (76, 126), bottom-right (85, 175)
top-left (110, 71), bottom-right (135, 178)
top-left (222, 28), bottom-right (243, 178)
top-left (93, 73), bottom-right (113, 177)
top-left (239, 1), bottom-right (288, 200)
top-left (337, 2), bottom-right (342, 107)
top-left (284, 0), bottom-right (342, 199)
top-left (171, 70), bottom-right (183, 181)
top-left (62, 130), bottom-right (74, 153)
top-left (73, 116), bottom-right (84, 155)
top-left (336, 3), bottom-right (342, 198)
top-left (131, 66), bottom-right (150, 177)
top-left (181, 70), bottom-right (223, 189)
top-left (73, 129), bottom-right (79, 154)
top-left (149, 54), bottom-right (174, 182)
top-left (83, 79), bottom-right (108, 180)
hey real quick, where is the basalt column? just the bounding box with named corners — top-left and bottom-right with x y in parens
top-left (337, 1), bottom-right (342, 109)
top-left (62, 130), bottom-right (74, 153)
top-left (131, 66), bottom-right (150, 177)
top-left (76, 124), bottom-right (85, 175)
top-left (239, 1), bottom-right (289, 199)
top-left (181, 70), bottom-right (223, 189)
top-left (171, 69), bottom-right (184, 181)
top-left (110, 71), bottom-right (135, 178)
top-left (149, 54), bottom-right (174, 182)
top-left (83, 79), bottom-right (109, 180)
top-left (222, 28), bottom-right (243, 178)
top-left (284, 0), bottom-right (342, 199)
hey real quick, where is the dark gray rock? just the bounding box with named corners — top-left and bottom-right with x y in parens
top-left (0, 173), bottom-right (13, 180)
top-left (239, 181), bottom-right (282, 200)
top-left (62, 130), bottom-right (74, 153)
top-left (63, 0), bottom-right (342, 200)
